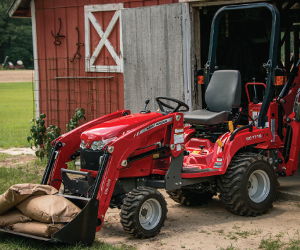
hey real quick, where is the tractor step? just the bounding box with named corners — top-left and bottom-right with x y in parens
top-left (182, 167), bottom-right (218, 174)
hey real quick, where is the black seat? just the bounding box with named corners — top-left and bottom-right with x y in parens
top-left (185, 70), bottom-right (241, 125)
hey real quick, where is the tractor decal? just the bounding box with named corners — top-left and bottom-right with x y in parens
top-left (245, 134), bottom-right (263, 141)
top-left (136, 117), bottom-right (173, 136)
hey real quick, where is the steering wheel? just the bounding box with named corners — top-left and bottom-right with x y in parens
top-left (156, 97), bottom-right (189, 113)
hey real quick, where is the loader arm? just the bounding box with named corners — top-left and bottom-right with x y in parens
top-left (43, 110), bottom-right (130, 190)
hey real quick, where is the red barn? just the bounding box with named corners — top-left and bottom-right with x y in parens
top-left (9, 0), bottom-right (299, 130)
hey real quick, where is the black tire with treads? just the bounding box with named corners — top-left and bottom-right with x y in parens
top-left (218, 152), bottom-right (277, 216)
top-left (167, 189), bottom-right (214, 206)
top-left (120, 186), bottom-right (167, 238)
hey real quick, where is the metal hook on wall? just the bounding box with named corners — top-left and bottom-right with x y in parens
top-left (70, 27), bottom-right (85, 63)
top-left (51, 18), bottom-right (66, 46)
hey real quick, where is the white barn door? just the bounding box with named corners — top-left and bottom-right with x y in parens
top-left (84, 4), bottom-right (123, 73)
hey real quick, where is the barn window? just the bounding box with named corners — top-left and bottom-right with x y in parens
top-left (84, 4), bottom-right (124, 73)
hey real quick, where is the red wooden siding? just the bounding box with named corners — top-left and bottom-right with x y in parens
top-left (34, 0), bottom-right (178, 131)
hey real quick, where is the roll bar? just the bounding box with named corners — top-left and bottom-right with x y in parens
top-left (205, 3), bottom-right (280, 127)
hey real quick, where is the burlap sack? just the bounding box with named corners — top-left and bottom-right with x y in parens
top-left (11, 222), bottom-right (64, 238)
top-left (0, 184), bottom-right (58, 215)
top-left (0, 209), bottom-right (31, 227)
top-left (17, 195), bottom-right (81, 223)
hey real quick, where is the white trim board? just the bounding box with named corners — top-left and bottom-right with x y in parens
top-left (179, 0), bottom-right (270, 7)
top-left (84, 3), bottom-right (124, 73)
top-left (182, 3), bottom-right (193, 109)
top-left (31, 0), bottom-right (40, 118)
top-left (8, 0), bottom-right (22, 17)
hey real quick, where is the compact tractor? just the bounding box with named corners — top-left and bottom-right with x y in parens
top-left (1, 2), bottom-right (300, 245)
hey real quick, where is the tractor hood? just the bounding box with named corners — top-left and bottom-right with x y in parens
top-left (81, 112), bottom-right (163, 145)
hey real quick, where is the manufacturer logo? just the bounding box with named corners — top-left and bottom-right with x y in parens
top-left (246, 134), bottom-right (263, 141)
top-left (136, 118), bottom-right (173, 136)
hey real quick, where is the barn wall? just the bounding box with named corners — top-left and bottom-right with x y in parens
top-left (34, 0), bottom-right (178, 131)
top-left (122, 3), bottom-right (186, 112)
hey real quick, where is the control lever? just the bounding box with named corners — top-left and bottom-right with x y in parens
top-left (141, 99), bottom-right (151, 114)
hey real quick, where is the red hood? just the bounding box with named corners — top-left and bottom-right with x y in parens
top-left (81, 112), bottom-right (162, 144)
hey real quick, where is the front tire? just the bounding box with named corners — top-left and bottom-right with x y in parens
top-left (120, 187), bottom-right (167, 238)
top-left (218, 152), bottom-right (277, 216)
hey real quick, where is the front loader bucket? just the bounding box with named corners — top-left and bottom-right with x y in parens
top-left (0, 198), bottom-right (99, 245)
top-left (52, 198), bottom-right (99, 245)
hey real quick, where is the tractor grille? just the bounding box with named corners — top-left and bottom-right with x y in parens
top-left (80, 149), bottom-right (104, 171)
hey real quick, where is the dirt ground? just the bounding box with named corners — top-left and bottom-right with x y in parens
top-left (0, 70), bottom-right (33, 83)
top-left (0, 148), bottom-right (35, 156)
top-left (0, 154), bottom-right (35, 168)
top-left (98, 194), bottom-right (300, 250)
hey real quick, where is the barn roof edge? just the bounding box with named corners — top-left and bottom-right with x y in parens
top-left (8, 0), bottom-right (31, 18)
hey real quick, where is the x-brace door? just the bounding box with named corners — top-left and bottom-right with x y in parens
top-left (85, 4), bottom-right (124, 73)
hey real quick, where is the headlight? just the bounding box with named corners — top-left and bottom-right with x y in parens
top-left (90, 137), bottom-right (117, 151)
top-left (91, 140), bottom-right (105, 150)
top-left (80, 140), bottom-right (86, 149)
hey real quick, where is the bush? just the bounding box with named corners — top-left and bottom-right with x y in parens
top-left (28, 108), bottom-right (85, 160)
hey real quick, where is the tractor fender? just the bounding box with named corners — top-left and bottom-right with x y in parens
top-left (217, 127), bottom-right (272, 174)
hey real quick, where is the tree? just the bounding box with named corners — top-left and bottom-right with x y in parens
top-left (0, 1), bottom-right (33, 68)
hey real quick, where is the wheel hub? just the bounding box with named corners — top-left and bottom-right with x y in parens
top-left (248, 169), bottom-right (270, 203)
top-left (141, 208), bottom-right (148, 217)
top-left (139, 198), bottom-right (162, 230)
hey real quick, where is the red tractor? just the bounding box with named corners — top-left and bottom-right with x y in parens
top-left (1, 2), bottom-right (300, 245)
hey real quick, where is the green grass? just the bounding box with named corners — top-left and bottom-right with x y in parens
top-left (0, 157), bottom-right (44, 193)
top-left (0, 82), bottom-right (33, 148)
top-left (0, 233), bottom-right (132, 250)
top-left (259, 234), bottom-right (300, 250)
top-left (0, 166), bottom-right (41, 194)
top-left (220, 246), bottom-right (239, 250)
top-left (0, 152), bottom-right (11, 161)
top-left (259, 237), bottom-right (283, 250)
top-left (286, 239), bottom-right (300, 250)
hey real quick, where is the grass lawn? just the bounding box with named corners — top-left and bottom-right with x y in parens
top-left (0, 154), bottom-right (42, 193)
top-left (0, 155), bottom-right (133, 250)
top-left (0, 82), bottom-right (33, 148)
top-left (0, 234), bottom-right (130, 250)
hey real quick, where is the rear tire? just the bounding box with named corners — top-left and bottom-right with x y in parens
top-left (218, 152), bottom-right (277, 216)
top-left (120, 187), bottom-right (167, 238)
top-left (167, 189), bottom-right (214, 206)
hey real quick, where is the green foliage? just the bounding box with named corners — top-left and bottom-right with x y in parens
top-left (0, 2), bottom-right (33, 68)
top-left (27, 113), bottom-right (61, 159)
top-left (28, 108), bottom-right (86, 160)
top-left (66, 108), bottom-right (86, 132)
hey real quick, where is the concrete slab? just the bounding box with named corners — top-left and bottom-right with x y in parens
top-left (278, 170), bottom-right (300, 201)
top-left (0, 148), bottom-right (35, 156)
